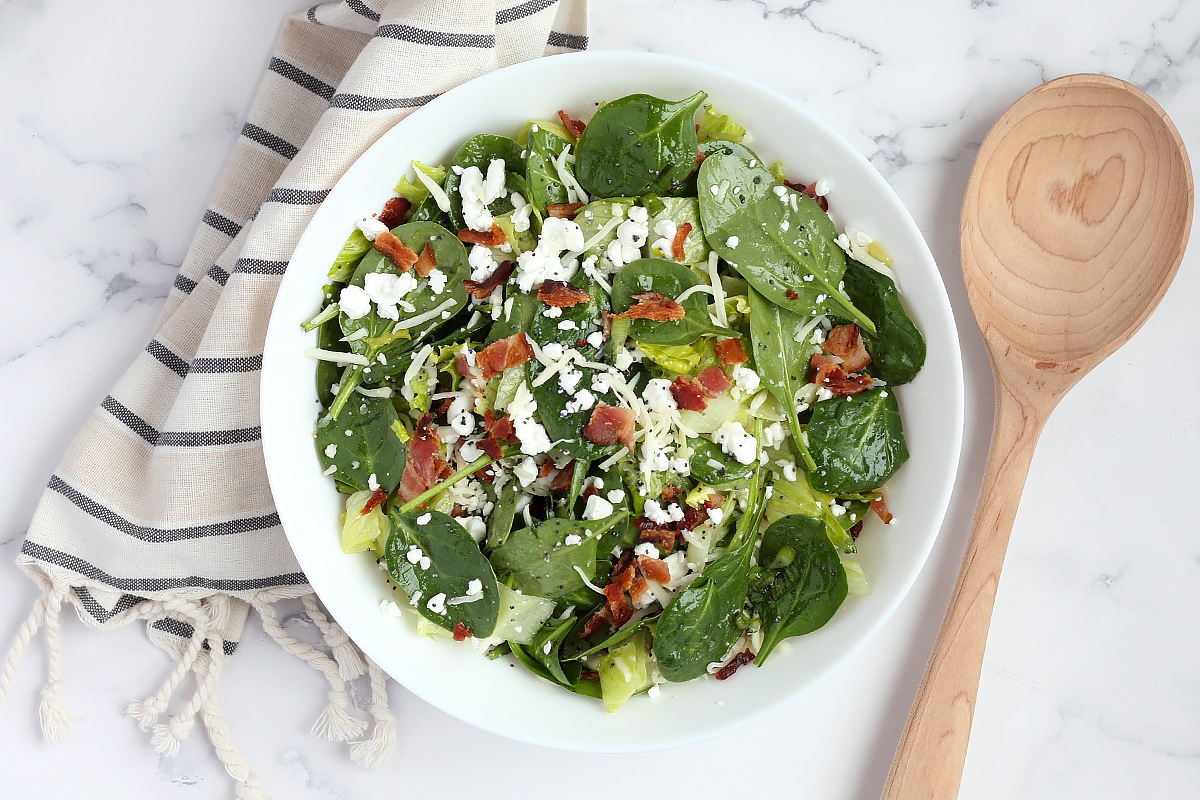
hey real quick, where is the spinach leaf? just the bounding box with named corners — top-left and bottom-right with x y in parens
top-left (315, 297), bottom-right (347, 410)
top-left (807, 388), bottom-right (908, 494)
top-left (610, 257), bottom-right (733, 346)
top-left (485, 479), bottom-right (520, 550)
top-left (314, 395), bottom-right (405, 493)
top-left (567, 611), bottom-right (658, 661)
top-left (487, 291), bottom-right (538, 344)
top-left (385, 508), bottom-right (500, 637)
top-left (509, 640), bottom-right (604, 698)
top-left (526, 126), bottom-right (571, 220)
top-left (575, 91), bottom-right (707, 198)
top-left (444, 134), bottom-right (525, 230)
top-left (750, 515), bottom-right (848, 663)
top-left (747, 287), bottom-right (817, 470)
top-left (687, 437), bottom-right (755, 487)
top-left (527, 615), bottom-right (582, 686)
top-left (841, 259), bottom-right (925, 386)
top-left (489, 512), bottom-right (628, 601)
top-left (527, 274), bottom-right (611, 459)
top-left (697, 153), bottom-right (875, 333)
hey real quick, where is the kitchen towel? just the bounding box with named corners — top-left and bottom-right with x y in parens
top-left (0, 1), bottom-right (587, 797)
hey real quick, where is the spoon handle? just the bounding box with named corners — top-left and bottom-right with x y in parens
top-left (882, 377), bottom-right (1049, 799)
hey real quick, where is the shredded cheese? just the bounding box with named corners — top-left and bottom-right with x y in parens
top-left (304, 348), bottom-right (369, 366)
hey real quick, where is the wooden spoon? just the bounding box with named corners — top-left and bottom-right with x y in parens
top-left (882, 74), bottom-right (1192, 799)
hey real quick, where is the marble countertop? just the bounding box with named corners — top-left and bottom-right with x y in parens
top-left (3, 1), bottom-right (1198, 797)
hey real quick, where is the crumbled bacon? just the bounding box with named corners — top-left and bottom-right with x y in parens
top-left (671, 221), bottom-right (692, 262)
top-left (477, 333), bottom-right (535, 380)
top-left (397, 413), bottom-right (446, 502)
top-left (546, 202), bottom-right (585, 219)
top-left (583, 404), bottom-right (636, 450)
top-left (715, 650), bottom-right (756, 681)
top-left (360, 486), bottom-right (388, 515)
top-left (549, 461), bottom-right (575, 494)
top-left (638, 528), bottom-right (677, 552)
top-left (670, 376), bottom-right (708, 412)
top-left (784, 179), bottom-right (829, 212)
top-left (809, 352), bottom-right (874, 396)
top-left (463, 259), bottom-right (514, 300)
top-left (373, 230), bottom-right (419, 271)
top-left (870, 495), bottom-right (894, 525)
top-left (695, 366), bottom-right (733, 397)
top-left (537, 279), bottom-right (592, 308)
top-left (681, 504), bottom-right (710, 532)
top-left (412, 242), bottom-right (438, 278)
top-left (581, 609), bottom-right (612, 639)
top-left (452, 622), bottom-right (472, 641)
top-left (457, 224), bottom-right (507, 247)
top-left (557, 109), bottom-right (587, 139)
top-left (483, 410), bottom-right (519, 444)
top-left (612, 291), bottom-right (685, 322)
top-left (823, 323), bottom-right (872, 373)
top-left (786, 289), bottom-right (800, 301)
top-left (713, 337), bottom-right (749, 366)
top-left (639, 556), bottom-right (671, 584)
top-left (695, 150), bottom-right (706, 169)
top-left (477, 437), bottom-right (505, 459)
top-left (378, 196), bottom-right (411, 229)
top-left (849, 520), bottom-right (864, 541)
top-left (603, 583), bottom-right (634, 627)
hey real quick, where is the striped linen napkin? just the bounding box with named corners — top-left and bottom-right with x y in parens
top-left (0, 1), bottom-right (587, 797)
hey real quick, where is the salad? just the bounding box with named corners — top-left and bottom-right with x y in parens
top-left (303, 91), bottom-right (926, 711)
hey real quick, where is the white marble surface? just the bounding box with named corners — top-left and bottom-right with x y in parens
top-left (2, 0), bottom-right (1199, 797)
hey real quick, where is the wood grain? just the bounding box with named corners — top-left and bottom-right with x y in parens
top-left (883, 74), bottom-right (1192, 799)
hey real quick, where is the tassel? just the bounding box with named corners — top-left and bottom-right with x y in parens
top-left (312, 686), bottom-right (367, 742)
top-left (194, 642), bottom-right (271, 800)
top-left (350, 658), bottom-right (395, 769)
top-left (38, 585), bottom-right (71, 743)
top-left (302, 595), bottom-right (364, 681)
top-left (127, 603), bottom-right (207, 731)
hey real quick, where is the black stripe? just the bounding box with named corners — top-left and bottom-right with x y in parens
top-left (46, 475), bottom-right (281, 543)
top-left (157, 427), bottom-right (262, 447)
top-left (306, 5), bottom-right (321, 25)
top-left (208, 265), bottom-right (230, 286)
top-left (268, 57), bottom-right (334, 101)
top-left (73, 587), bottom-right (145, 624)
top-left (375, 23), bottom-right (494, 48)
top-left (202, 210), bottom-right (242, 238)
top-left (173, 274), bottom-right (198, 294)
top-left (498, 0), bottom-right (556, 24)
top-left (101, 396), bottom-right (158, 445)
top-left (347, 0), bottom-right (380, 22)
top-left (151, 618), bottom-right (239, 655)
top-left (22, 541), bottom-right (306, 593)
top-left (330, 92), bottom-right (440, 112)
top-left (191, 355), bottom-right (262, 374)
top-left (146, 340), bottom-right (190, 379)
top-left (267, 187), bottom-right (329, 205)
top-left (547, 30), bottom-right (587, 50)
top-left (234, 258), bottom-right (289, 275)
top-left (241, 122), bottom-right (298, 160)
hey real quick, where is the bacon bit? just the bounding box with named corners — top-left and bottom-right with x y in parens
top-left (681, 505), bottom-right (710, 532)
top-left (549, 461), bottom-right (575, 494)
top-left (412, 242), bottom-right (438, 278)
top-left (477, 437), bottom-right (505, 459)
top-left (397, 413), bottom-right (446, 502)
top-left (612, 291), bottom-right (685, 322)
top-left (849, 520), bottom-right (864, 541)
top-left (360, 486), bottom-right (388, 515)
top-left (823, 323), bottom-right (872, 373)
top-left (670, 376), bottom-right (707, 412)
top-left (715, 650), bottom-right (756, 681)
top-left (784, 179), bottom-right (830, 212)
top-left (546, 202), bottom-right (585, 219)
top-left (557, 109), bottom-right (587, 139)
top-left (809, 352), bottom-right (874, 396)
top-left (433, 396), bottom-right (453, 416)
top-left (713, 338), bottom-right (749, 366)
top-left (457, 223), bottom-right (507, 247)
top-left (661, 486), bottom-right (679, 501)
top-left (639, 556), bottom-right (671, 584)
top-left (583, 404), bottom-right (637, 450)
top-left (463, 259), bottom-right (514, 302)
top-left (537, 279), bottom-right (592, 308)
top-left (695, 366), bottom-right (733, 397)
top-left (452, 622), bottom-right (472, 641)
top-left (786, 289), bottom-right (800, 301)
top-left (627, 567), bottom-right (651, 607)
top-left (373, 230), bottom-right (419, 271)
top-left (671, 221), bottom-right (693, 262)
top-left (378, 196), bottom-right (411, 229)
top-left (581, 611), bottom-right (611, 639)
top-left (603, 583), bottom-right (634, 627)
top-left (695, 150), bottom-right (706, 169)
top-left (705, 493), bottom-right (725, 508)
top-left (477, 333), bottom-right (535, 380)
top-left (477, 466), bottom-right (495, 483)
top-left (870, 495), bottom-right (894, 525)
top-left (638, 528), bottom-right (677, 552)
top-left (450, 504), bottom-right (466, 518)
top-left (483, 410), bottom-right (519, 444)
top-left (580, 669), bottom-right (600, 680)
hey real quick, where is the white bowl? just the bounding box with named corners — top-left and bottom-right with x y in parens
top-left (261, 51), bottom-right (964, 752)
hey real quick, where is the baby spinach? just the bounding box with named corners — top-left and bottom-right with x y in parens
top-left (697, 154), bottom-right (875, 333)
top-left (750, 515), bottom-right (848, 663)
top-left (808, 387), bottom-right (909, 494)
top-left (385, 508), bottom-right (500, 637)
top-left (444, 134), bottom-right (525, 230)
top-left (575, 91), bottom-right (707, 198)
top-left (314, 395), bottom-right (406, 494)
top-left (610, 257), bottom-right (733, 346)
top-left (687, 437), bottom-right (755, 487)
top-left (841, 259), bottom-right (926, 386)
top-left (526, 126), bottom-right (571, 219)
top-left (747, 287), bottom-right (818, 471)
top-left (489, 512), bottom-right (628, 601)
top-left (485, 480), bottom-right (520, 550)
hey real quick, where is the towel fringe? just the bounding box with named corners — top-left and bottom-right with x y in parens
top-left (350, 656), bottom-right (396, 769)
top-left (302, 594), bottom-right (365, 681)
top-left (127, 598), bottom-right (211, 731)
top-left (192, 635), bottom-right (270, 800)
top-left (0, 578), bottom-right (73, 743)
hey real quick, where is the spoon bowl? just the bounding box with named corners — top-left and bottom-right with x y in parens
top-left (884, 74), bottom-right (1192, 799)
